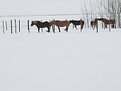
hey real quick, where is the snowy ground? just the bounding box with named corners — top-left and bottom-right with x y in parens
top-left (0, 0), bottom-right (120, 90)
top-left (0, 27), bottom-right (121, 91)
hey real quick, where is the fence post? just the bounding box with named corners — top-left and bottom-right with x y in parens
top-left (80, 25), bottom-right (82, 32)
top-left (2, 21), bottom-right (5, 34)
top-left (19, 20), bottom-right (21, 32)
top-left (86, 13), bottom-right (89, 28)
top-left (96, 20), bottom-right (98, 33)
top-left (15, 19), bottom-right (17, 33)
top-left (41, 20), bottom-right (43, 32)
top-left (27, 20), bottom-right (30, 33)
top-left (80, 19), bottom-right (82, 32)
top-left (5, 21), bottom-right (7, 30)
top-left (102, 22), bottom-right (104, 29)
top-left (109, 24), bottom-right (111, 32)
top-left (10, 20), bottom-right (13, 34)
top-left (109, 18), bottom-right (111, 32)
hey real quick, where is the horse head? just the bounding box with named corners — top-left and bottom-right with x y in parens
top-left (69, 20), bottom-right (74, 23)
top-left (31, 21), bottom-right (39, 26)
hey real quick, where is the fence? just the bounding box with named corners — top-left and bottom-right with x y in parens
top-left (0, 13), bottom-right (120, 34)
top-left (0, 19), bottom-right (30, 34)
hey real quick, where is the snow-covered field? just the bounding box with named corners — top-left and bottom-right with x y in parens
top-left (0, 27), bottom-right (121, 91)
top-left (0, 0), bottom-right (121, 90)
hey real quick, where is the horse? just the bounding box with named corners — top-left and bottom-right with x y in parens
top-left (97, 18), bottom-right (116, 29)
top-left (50, 20), bottom-right (70, 32)
top-left (31, 21), bottom-right (52, 33)
top-left (69, 19), bottom-right (84, 31)
top-left (90, 19), bottom-right (98, 30)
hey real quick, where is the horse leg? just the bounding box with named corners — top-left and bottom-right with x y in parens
top-left (94, 25), bottom-right (95, 30)
top-left (75, 25), bottom-right (78, 30)
top-left (115, 23), bottom-right (116, 28)
top-left (80, 25), bottom-right (82, 32)
top-left (104, 24), bottom-right (107, 29)
top-left (112, 24), bottom-right (115, 28)
top-left (52, 25), bottom-right (55, 33)
top-left (81, 24), bottom-right (84, 29)
top-left (73, 25), bottom-right (74, 29)
top-left (93, 25), bottom-right (95, 30)
top-left (103, 23), bottom-right (105, 29)
top-left (102, 22), bottom-right (104, 28)
top-left (38, 28), bottom-right (40, 33)
top-left (111, 24), bottom-right (113, 28)
top-left (103, 24), bottom-right (105, 30)
top-left (65, 27), bottom-right (68, 32)
top-left (47, 27), bottom-right (50, 32)
top-left (106, 24), bottom-right (107, 28)
top-left (80, 24), bottom-right (83, 32)
top-left (58, 26), bottom-right (61, 32)
top-left (52, 26), bottom-right (55, 33)
top-left (41, 28), bottom-right (43, 32)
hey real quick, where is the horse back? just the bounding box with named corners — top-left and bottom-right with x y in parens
top-left (70, 20), bottom-right (84, 25)
top-left (54, 20), bottom-right (70, 27)
top-left (38, 21), bottom-right (50, 28)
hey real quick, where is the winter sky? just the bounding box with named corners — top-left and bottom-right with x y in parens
top-left (0, 0), bottom-right (100, 15)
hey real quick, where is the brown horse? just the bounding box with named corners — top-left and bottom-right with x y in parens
top-left (50, 20), bottom-right (70, 32)
top-left (90, 19), bottom-right (98, 30)
top-left (97, 18), bottom-right (116, 28)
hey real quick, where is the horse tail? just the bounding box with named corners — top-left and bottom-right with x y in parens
top-left (90, 21), bottom-right (93, 27)
top-left (81, 24), bottom-right (84, 29)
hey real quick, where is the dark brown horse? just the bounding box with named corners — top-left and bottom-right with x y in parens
top-left (97, 18), bottom-right (116, 28)
top-left (70, 19), bottom-right (84, 31)
top-left (90, 19), bottom-right (98, 30)
top-left (50, 20), bottom-right (70, 32)
top-left (31, 21), bottom-right (53, 33)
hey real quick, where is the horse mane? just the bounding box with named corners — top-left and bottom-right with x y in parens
top-left (32, 20), bottom-right (41, 24)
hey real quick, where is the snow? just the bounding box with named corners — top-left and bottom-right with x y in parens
top-left (0, 29), bottom-right (121, 91)
top-left (0, 0), bottom-right (121, 91)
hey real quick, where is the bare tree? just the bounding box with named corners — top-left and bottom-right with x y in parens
top-left (117, 0), bottom-right (121, 27)
top-left (81, 2), bottom-right (90, 28)
top-left (80, 0), bottom-right (121, 28)
top-left (98, 0), bottom-right (121, 27)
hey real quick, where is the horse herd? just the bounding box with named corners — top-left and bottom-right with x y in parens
top-left (31, 19), bottom-right (84, 33)
top-left (91, 18), bottom-right (116, 30)
top-left (31, 18), bottom-right (116, 33)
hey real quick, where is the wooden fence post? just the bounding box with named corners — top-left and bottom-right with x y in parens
top-left (109, 24), bottom-right (111, 32)
top-left (27, 20), bottom-right (30, 33)
top-left (19, 20), bottom-right (21, 32)
top-left (109, 18), bottom-right (111, 32)
top-left (10, 20), bottom-right (13, 34)
top-left (5, 21), bottom-right (7, 30)
top-left (41, 20), bottom-right (43, 32)
top-left (15, 19), bottom-right (17, 33)
top-left (80, 19), bottom-right (82, 32)
top-left (96, 20), bottom-right (98, 33)
top-left (2, 21), bottom-right (5, 34)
